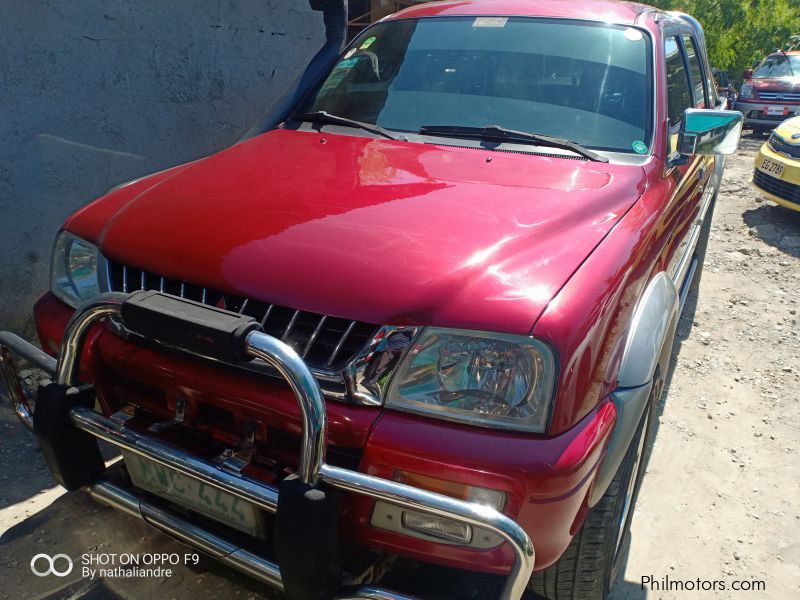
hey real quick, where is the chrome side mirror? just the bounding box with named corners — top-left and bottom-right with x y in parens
top-left (678, 108), bottom-right (743, 156)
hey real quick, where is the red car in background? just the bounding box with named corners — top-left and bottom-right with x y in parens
top-left (0, 2), bottom-right (742, 599)
top-left (736, 51), bottom-right (800, 134)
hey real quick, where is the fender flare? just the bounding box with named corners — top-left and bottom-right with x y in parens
top-left (589, 272), bottom-right (679, 505)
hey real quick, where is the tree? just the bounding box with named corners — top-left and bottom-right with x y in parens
top-left (650, 0), bottom-right (800, 79)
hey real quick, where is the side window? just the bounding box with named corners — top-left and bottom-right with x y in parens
top-left (665, 36), bottom-right (693, 154)
top-left (682, 35), bottom-right (707, 108)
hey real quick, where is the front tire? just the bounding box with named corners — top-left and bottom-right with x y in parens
top-left (529, 373), bottom-right (662, 600)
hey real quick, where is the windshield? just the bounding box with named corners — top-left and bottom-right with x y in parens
top-left (754, 54), bottom-right (800, 78)
top-left (297, 17), bottom-right (653, 153)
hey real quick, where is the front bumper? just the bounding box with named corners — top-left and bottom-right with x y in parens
top-left (752, 144), bottom-right (800, 212)
top-left (3, 291), bottom-right (616, 596)
top-left (734, 100), bottom-right (800, 127)
top-left (3, 292), bottom-right (535, 599)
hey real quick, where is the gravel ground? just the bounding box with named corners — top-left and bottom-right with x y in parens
top-left (1, 134), bottom-right (798, 599)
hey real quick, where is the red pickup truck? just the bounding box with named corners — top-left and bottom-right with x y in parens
top-left (0, 2), bottom-right (742, 599)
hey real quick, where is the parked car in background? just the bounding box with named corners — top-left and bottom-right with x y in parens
top-left (753, 114), bottom-right (800, 212)
top-left (0, 2), bottom-right (742, 600)
top-left (713, 67), bottom-right (738, 108)
top-left (736, 51), bottom-right (800, 135)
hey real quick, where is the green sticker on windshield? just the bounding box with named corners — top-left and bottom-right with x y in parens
top-left (632, 140), bottom-right (648, 154)
top-left (360, 36), bottom-right (376, 50)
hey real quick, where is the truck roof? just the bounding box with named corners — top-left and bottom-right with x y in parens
top-left (387, 0), bottom-right (658, 25)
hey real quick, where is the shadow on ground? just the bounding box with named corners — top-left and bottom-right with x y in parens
top-left (0, 484), bottom-right (275, 600)
top-left (742, 204), bottom-right (800, 258)
top-left (0, 406), bottom-right (55, 507)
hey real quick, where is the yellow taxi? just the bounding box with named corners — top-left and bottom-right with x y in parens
top-left (753, 116), bottom-right (800, 212)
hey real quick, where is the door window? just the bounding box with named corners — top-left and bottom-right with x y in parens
top-left (665, 36), bottom-right (693, 154)
top-left (682, 35), bottom-right (707, 108)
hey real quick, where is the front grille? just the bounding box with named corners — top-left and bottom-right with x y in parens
top-left (753, 169), bottom-right (800, 205)
top-left (769, 135), bottom-right (800, 160)
top-left (106, 260), bottom-right (380, 372)
top-left (758, 92), bottom-right (800, 101)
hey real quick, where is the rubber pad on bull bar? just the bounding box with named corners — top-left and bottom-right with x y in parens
top-left (33, 383), bottom-right (105, 491)
top-left (120, 290), bottom-right (261, 364)
top-left (274, 474), bottom-right (342, 599)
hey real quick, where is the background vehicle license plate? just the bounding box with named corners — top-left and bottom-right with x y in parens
top-left (759, 158), bottom-right (784, 178)
top-left (765, 106), bottom-right (786, 116)
top-left (123, 452), bottom-right (265, 538)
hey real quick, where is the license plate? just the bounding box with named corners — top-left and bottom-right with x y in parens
top-left (759, 158), bottom-right (784, 178)
top-left (123, 452), bottom-right (266, 538)
top-left (765, 105), bottom-right (787, 116)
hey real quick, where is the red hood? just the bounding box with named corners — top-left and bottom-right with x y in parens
top-left (67, 130), bottom-right (646, 334)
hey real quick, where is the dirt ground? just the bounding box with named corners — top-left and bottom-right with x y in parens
top-left (1, 134), bottom-right (798, 599)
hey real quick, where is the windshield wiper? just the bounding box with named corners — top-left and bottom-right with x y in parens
top-left (295, 110), bottom-right (404, 141)
top-left (418, 124), bottom-right (608, 162)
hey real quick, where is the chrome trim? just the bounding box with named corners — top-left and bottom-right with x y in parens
top-left (337, 587), bottom-right (416, 600)
top-left (343, 326), bottom-right (419, 406)
top-left (0, 331), bottom-right (58, 375)
top-left (122, 265), bottom-right (129, 293)
top-left (282, 309), bottom-right (301, 341)
top-left (678, 256), bottom-right (699, 312)
top-left (759, 92), bottom-right (800, 101)
top-left (0, 344), bottom-right (34, 430)
top-left (56, 293), bottom-right (128, 386)
top-left (328, 320), bottom-right (356, 366)
top-left (260, 304), bottom-right (274, 327)
top-left (303, 315), bottom-right (328, 358)
top-left (245, 330), bottom-right (327, 485)
top-left (0, 331), bottom-right (58, 430)
top-left (71, 406), bottom-right (280, 512)
top-left (140, 271), bottom-right (146, 290)
top-left (159, 276), bottom-right (165, 293)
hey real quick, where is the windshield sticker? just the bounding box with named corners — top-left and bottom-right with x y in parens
top-left (343, 48), bottom-right (357, 59)
top-left (473, 17), bottom-right (508, 28)
top-left (319, 57), bottom-right (358, 95)
top-left (632, 140), bottom-right (648, 154)
top-left (624, 28), bottom-right (643, 42)
top-left (359, 36), bottom-right (376, 50)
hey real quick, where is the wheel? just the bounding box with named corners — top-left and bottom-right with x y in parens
top-left (529, 372), bottom-right (663, 600)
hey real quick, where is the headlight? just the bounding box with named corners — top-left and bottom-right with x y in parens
top-left (739, 83), bottom-right (753, 99)
top-left (385, 328), bottom-right (556, 433)
top-left (50, 231), bottom-right (104, 307)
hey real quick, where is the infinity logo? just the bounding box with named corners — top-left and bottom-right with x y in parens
top-left (30, 553), bottom-right (74, 577)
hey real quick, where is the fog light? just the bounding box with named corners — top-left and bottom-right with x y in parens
top-left (401, 511), bottom-right (472, 543)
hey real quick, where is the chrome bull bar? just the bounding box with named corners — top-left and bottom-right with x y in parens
top-left (0, 292), bottom-right (535, 599)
